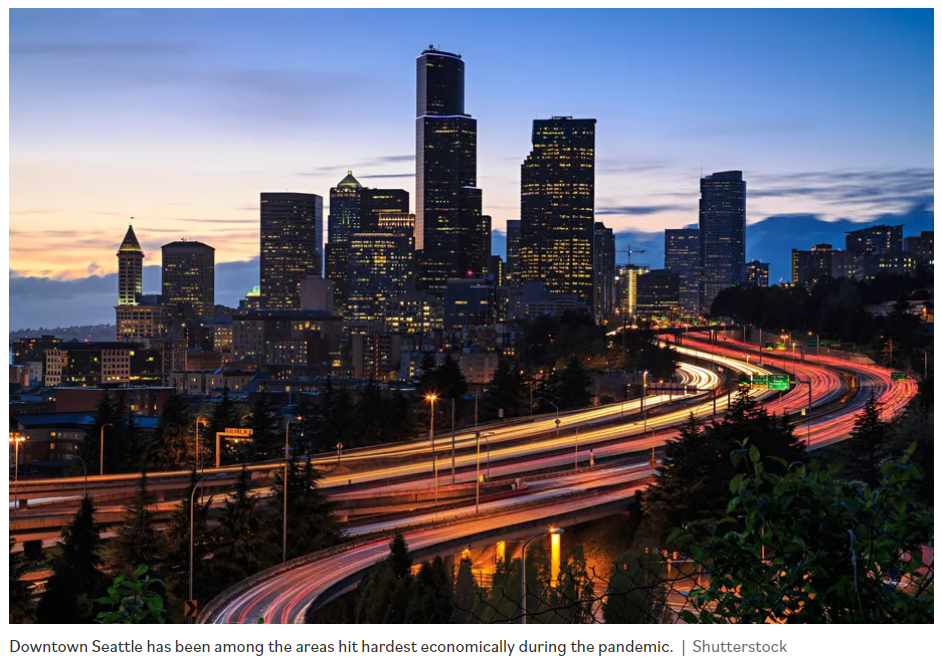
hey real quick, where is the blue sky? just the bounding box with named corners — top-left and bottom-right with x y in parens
top-left (8, 8), bottom-right (934, 326)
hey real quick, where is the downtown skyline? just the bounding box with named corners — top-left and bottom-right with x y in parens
top-left (9, 8), bottom-right (933, 328)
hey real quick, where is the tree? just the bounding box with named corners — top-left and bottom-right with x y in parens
top-left (245, 395), bottom-right (278, 462)
top-left (406, 557), bottom-right (453, 623)
top-left (95, 565), bottom-right (166, 624)
top-left (113, 472), bottom-right (162, 577)
top-left (118, 409), bottom-right (150, 473)
top-left (545, 546), bottom-right (594, 623)
top-left (484, 359), bottom-right (528, 421)
top-left (82, 394), bottom-right (123, 475)
top-left (10, 536), bottom-right (34, 623)
top-left (552, 355), bottom-right (591, 410)
top-left (845, 392), bottom-right (888, 485)
top-left (679, 442), bottom-right (933, 624)
top-left (602, 550), bottom-right (666, 624)
top-left (452, 557), bottom-right (481, 622)
top-left (640, 388), bottom-right (805, 543)
top-left (355, 532), bottom-right (413, 623)
top-left (37, 496), bottom-right (107, 623)
top-left (206, 467), bottom-right (278, 597)
top-left (270, 458), bottom-right (342, 560)
top-left (149, 389), bottom-right (193, 470)
top-left (434, 354), bottom-right (468, 400)
top-left (163, 470), bottom-right (212, 605)
top-left (206, 388), bottom-right (244, 464)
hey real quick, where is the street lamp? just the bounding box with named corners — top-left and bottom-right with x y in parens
top-left (575, 425), bottom-right (587, 471)
top-left (521, 527), bottom-right (564, 624)
top-left (190, 473), bottom-right (226, 610)
top-left (480, 431), bottom-right (494, 481)
top-left (283, 415), bottom-right (303, 564)
top-left (64, 454), bottom-right (88, 499)
top-left (425, 394), bottom-right (438, 499)
top-left (641, 371), bottom-right (649, 433)
top-left (10, 432), bottom-right (23, 510)
top-left (542, 397), bottom-right (560, 436)
top-left (100, 423), bottom-right (114, 476)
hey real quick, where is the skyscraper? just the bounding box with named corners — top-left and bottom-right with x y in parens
top-left (328, 171), bottom-right (364, 244)
top-left (161, 240), bottom-right (215, 318)
top-left (117, 224), bottom-right (144, 307)
top-left (519, 117), bottom-right (597, 309)
top-left (347, 213), bottom-right (415, 323)
top-left (664, 229), bottom-right (701, 316)
top-left (415, 47), bottom-right (487, 297)
top-left (260, 192), bottom-right (323, 309)
top-left (699, 171), bottom-right (746, 311)
top-left (745, 260), bottom-right (770, 288)
top-left (505, 219), bottom-right (521, 287)
top-left (593, 222), bottom-right (616, 322)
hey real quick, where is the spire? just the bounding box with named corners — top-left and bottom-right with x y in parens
top-left (118, 224), bottom-right (143, 254)
top-left (336, 170), bottom-right (362, 189)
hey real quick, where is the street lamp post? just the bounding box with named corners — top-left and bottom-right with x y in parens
top-left (100, 423), bottom-right (113, 476)
top-left (64, 454), bottom-right (88, 499)
top-left (480, 431), bottom-right (493, 481)
top-left (521, 527), bottom-right (564, 624)
top-left (451, 398), bottom-right (456, 485)
top-left (10, 432), bottom-right (23, 510)
top-left (190, 473), bottom-right (226, 612)
top-left (426, 394), bottom-right (438, 500)
top-left (542, 397), bottom-right (560, 437)
top-left (641, 371), bottom-right (649, 432)
top-left (575, 425), bottom-right (586, 470)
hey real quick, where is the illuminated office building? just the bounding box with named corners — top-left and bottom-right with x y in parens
top-left (593, 222), bottom-right (615, 322)
top-left (505, 219), bottom-right (521, 286)
top-left (117, 224), bottom-right (144, 307)
top-left (745, 260), bottom-right (770, 288)
top-left (519, 117), bottom-right (596, 309)
top-left (699, 171), bottom-right (746, 311)
top-left (161, 240), bottom-right (215, 318)
top-left (260, 192), bottom-right (323, 309)
top-left (347, 213), bottom-right (415, 323)
top-left (415, 47), bottom-right (487, 297)
top-left (664, 229), bottom-right (700, 315)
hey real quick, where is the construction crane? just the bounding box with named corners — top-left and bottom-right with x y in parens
top-left (618, 244), bottom-right (646, 266)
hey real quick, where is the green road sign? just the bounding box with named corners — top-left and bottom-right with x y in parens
top-left (768, 375), bottom-right (790, 390)
top-left (775, 343), bottom-right (787, 351)
top-left (891, 372), bottom-right (908, 382)
top-left (765, 343), bottom-right (775, 351)
top-left (738, 376), bottom-right (752, 385)
top-left (752, 374), bottom-right (768, 385)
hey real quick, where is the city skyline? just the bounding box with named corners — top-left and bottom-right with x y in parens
top-left (9, 8), bottom-right (934, 328)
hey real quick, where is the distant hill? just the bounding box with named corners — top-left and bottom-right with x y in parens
top-left (9, 323), bottom-right (116, 343)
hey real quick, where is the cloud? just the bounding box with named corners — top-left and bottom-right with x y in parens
top-left (359, 173), bottom-right (414, 180)
top-left (597, 158), bottom-right (673, 174)
top-left (10, 42), bottom-right (192, 57)
top-left (597, 204), bottom-right (689, 216)
top-left (750, 168), bottom-right (933, 210)
top-left (298, 155), bottom-right (414, 177)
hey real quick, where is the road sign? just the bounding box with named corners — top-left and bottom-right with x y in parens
top-left (765, 343), bottom-right (775, 351)
top-left (891, 372), bottom-right (908, 382)
top-left (184, 600), bottom-right (198, 618)
top-left (738, 376), bottom-right (752, 386)
top-left (775, 343), bottom-right (787, 351)
top-left (768, 375), bottom-right (790, 390)
top-left (336, 443), bottom-right (343, 450)
top-left (224, 428), bottom-right (253, 436)
top-left (752, 374), bottom-right (768, 385)
top-left (554, 418), bottom-right (561, 426)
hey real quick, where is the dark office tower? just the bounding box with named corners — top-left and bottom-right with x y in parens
top-left (415, 47), bottom-right (486, 297)
top-left (117, 224), bottom-right (144, 306)
top-left (505, 219), bottom-right (522, 286)
top-left (328, 171), bottom-right (364, 244)
top-left (161, 240), bottom-right (215, 318)
top-left (260, 192), bottom-right (323, 309)
top-left (487, 255), bottom-right (504, 287)
top-left (593, 222), bottom-right (616, 322)
top-left (520, 117), bottom-right (597, 308)
top-left (699, 171), bottom-right (746, 312)
top-left (664, 229), bottom-right (701, 316)
top-left (361, 188), bottom-right (410, 230)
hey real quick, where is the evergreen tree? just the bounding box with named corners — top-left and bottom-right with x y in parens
top-left (206, 467), bottom-right (277, 597)
top-left (150, 389), bottom-right (193, 470)
top-left (484, 360), bottom-right (528, 421)
top-left (37, 496), bottom-right (106, 623)
top-left (355, 532), bottom-right (413, 623)
top-left (434, 354), bottom-right (468, 400)
top-left (554, 355), bottom-right (591, 410)
top-left (845, 392), bottom-right (888, 485)
top-left (388, 531), bottom-right (412, 579)
top-left (206, 388), bottom-right (244, 464)
top-left (118, 410), bottom-right (149, 473)
top-left (452, 557), bottom-right (480, 622)
top-left (417, 352), bottom-right (438, 393)
top-left (406, 557), bottom-right (453, 623)
top-left (163, 471), bottom-right (212, 605)
top-left (245, 395), bottom-right (278, 462)
top-left (547, 546), bottom-right (594, 624)
top-left (270, 458), bottom-right (342, 560)
top-left (82, 394), bottom-right (123, 476)
top-left (113, 472), bottom-right (162, 576)
top-left (9, 536), bottom-right (34, 624)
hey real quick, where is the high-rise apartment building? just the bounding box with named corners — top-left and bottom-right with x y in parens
top-left (904, 231), bottom-right (934, 270)
top-left (593, 222), bottom-right (616, 322)
top-left (745, 260), bottom-right (770, 288)
top-left (415, 47), bottom-right (487, 297)
top-left (699, 171), bottom-right (746, 311)
top-left (845, 224), bottom-right (903, 254)
top-left (260, 192), bottom-right (323, 309)
top-left (505, 219), bottom-right (522, 287)
top-left (161, 240), bottom-right (215, 318)
top-left (664, 229), bottom-right (701, 316)
top-left (792, 243), bottom-right (837, 285)
top-left (520, 117), bottom-right (597, 309)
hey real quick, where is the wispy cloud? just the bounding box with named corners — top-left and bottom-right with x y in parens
top-left (750, 168), bottom-right (933, 210)
top-left (597, 204), bottom-right (689, 216)
top-left (298, 154), bottom-right (414, 177)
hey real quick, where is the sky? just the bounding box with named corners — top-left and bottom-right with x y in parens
top-left (8, 8), bottom-right (934, 326)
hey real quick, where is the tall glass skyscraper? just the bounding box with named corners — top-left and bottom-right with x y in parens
top-left (593, 222), bottom-right (615, 322)
top-left (520, 117), bottom-right (597, 309)
top-left (505, 219), bottom-right (521, 287)
top-left (415, 47), bottom-right (487, 297)
top-left (699, 171), bottom-right (746, 311)
top-left (260, 192), bottom-right (323, 309)
top-left (161, 240), bottom-right (215, 318)
top-left (664, 228), bottom-right (701, 316)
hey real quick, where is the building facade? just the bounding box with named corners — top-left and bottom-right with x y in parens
top-left (699, 171), bottom-right (746, 311)
top-left (664, 229), bottom-right (701, 316)
top-left (505, 219), bottom-right (522, 287)
top-left (161, 240), bottom-right (215, 318)
top-left (347, 214), bottom-right (416, 323)
top-left (745, 260), bottom-right (770, 288)
top-left (593, 222), bottom-right (616, 322)
top-left (260, 192), bottom-right (323, 309)
top-left (519, 117), bottom-right (597, 310)
top-left (415, 47), bottom-right (487, 298)
top-left (903, 231), bottom-right (934, 270)
top-left (635, 269), bottom-right (680, 319)
top-left (845, 224), bottom-right (903, 254)
top-left (117, 224), bottom-right (144, 307)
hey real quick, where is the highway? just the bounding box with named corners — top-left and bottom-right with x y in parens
top-left (201, 338), bottom-right (916, 624)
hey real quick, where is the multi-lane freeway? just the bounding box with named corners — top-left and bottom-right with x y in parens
top-left (200, 339), bottom-right (916, 624)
